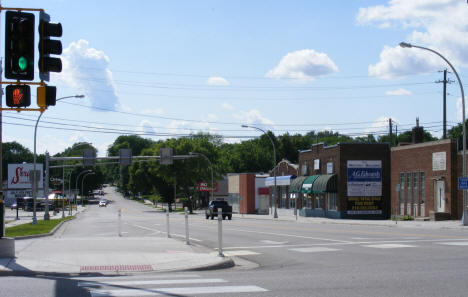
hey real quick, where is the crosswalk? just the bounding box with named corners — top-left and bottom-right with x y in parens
top-left (76, 274), bottom-right (268, 297)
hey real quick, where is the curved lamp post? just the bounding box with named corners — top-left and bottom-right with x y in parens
top-left (32, 95), bottom-right (85, 224)
top-left (399, 42), bottom-right (467, 224)
top-left (242, 124), bottom-right (278, 219)
top-left (75, 169), bottom-right (92, 209)
top-left (81, 172), bottom-right (95, 206)
top-left (189, 152), bottom-right (214, 202)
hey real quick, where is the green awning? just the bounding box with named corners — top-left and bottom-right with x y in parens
top-left (312, 174), bottom-right (337, 194)
top-left (290, 176), bottom-right (307, 193)
top-left (301, 175), bottom-right (320, 194)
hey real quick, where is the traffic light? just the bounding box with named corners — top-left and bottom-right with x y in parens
top-left (6, 85), bottom-right (31, 107)
top-left (37, 85), bottom-right (57, 108)
top-left (4, 11), bottom-right (35, 80)
top-left (38, 11), bottom-right (62, 81)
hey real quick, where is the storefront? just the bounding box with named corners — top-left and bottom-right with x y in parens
top-left (298, 143), bottom-right (390, 219)
top-left (265, 175), bottom-right (296, 209)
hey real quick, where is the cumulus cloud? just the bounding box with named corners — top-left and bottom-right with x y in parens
top-left (58, 39), bottom-right (119, 110)
top-left (206, 76), bottom-right (230, 86)
top-left (266, 49), bottom-right (338, 81)
top-left (359, 0), bottom-right (468, 78)
top-left (365, 116), bottom-right (398, 135)
top-left (138, 120), bottom-right (156, 136)
top-left (386, 88), bottom-right (412, 96)
top-left (221, 102), bottom-right (234, 110)
top-left (233, 109), bottom-right (275, 129)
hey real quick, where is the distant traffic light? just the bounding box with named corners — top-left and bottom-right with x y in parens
top-left (4, 11), bottom-right (35, 80)
top-left (6, 85), bottom-right (31, 107)
top-left (38, 11), bottom-right (62, 81)
top-left (37, 85), bottom-right (57, 108)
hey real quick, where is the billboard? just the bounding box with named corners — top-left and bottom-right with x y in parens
top-left (347, 160), bottom-right (382, 197)
top-left (8, 163), bottom-right (43, 189)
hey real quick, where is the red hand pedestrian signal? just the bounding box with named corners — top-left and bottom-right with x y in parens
top-left (6, 85), bottom-right (31, 108)
top-left (12, 88), bottom-right (24, 105)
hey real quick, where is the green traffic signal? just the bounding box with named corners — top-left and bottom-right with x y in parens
top-left (18, 56), bottom-right (28, 71)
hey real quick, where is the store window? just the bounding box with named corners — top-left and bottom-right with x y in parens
top-left (406, 172), bottom-right (412, 204)
top-left (314, 195), bottom-right (323, 209)
top-left (327, 193), bottom-right (337, 211)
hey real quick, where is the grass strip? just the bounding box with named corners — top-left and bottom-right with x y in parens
top-left (5, 217), bottom-right (73, 237)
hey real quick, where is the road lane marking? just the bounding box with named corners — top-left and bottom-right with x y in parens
top-left (171, 233), bottom-right (203, 242)
top-left (79, 278), bottom-right (227, 287)
top-left (363, 243), bottom-right (416, 249)
top-left (90, 285), bottom-right (268, 296)
top-left (289, 247), bottom-right (340, 253)
top-left (437, 241), bottom-right (468, 246)
top-left (260, 240), bottom-right (287, 244)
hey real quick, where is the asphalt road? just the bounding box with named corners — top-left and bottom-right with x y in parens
top-left (3, 187), bottom-right (468, 297)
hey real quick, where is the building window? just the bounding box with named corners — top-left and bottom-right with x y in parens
top-left (420, 172), bottom-right (425, 204)
top-left (413, 172), bottom-right (418, 202)
top-left (327, 193), bottom-right (337, 211)
top-left (406, 172), bottom-right (412, 203)
top-left (314, 195), bottom-right (322, 209)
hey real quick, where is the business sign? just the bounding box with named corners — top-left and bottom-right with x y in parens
top-left (8, 163), bottom-right (43, 189)
top-left (432, 152), bottom-right (446, 171)
top-left (347, 160), bottom-right (382, 197)
top-left (198, 182), bottom-right (218, 192)
top-left (458, 177), bottom-right (468, 190)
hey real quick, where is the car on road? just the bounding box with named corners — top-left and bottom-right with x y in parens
top-left (99, 199), bottom-right (108, 207)
top-left (205, 200), bottom-right (232, 220)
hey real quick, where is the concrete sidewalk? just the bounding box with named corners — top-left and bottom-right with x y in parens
top-left (232, 209), bottom-right (468, 230)
top-left (0, 208), bottom-right (233, 276)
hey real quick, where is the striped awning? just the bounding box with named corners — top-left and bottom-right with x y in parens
top-left (312, 174), bottom-right (337, 194)
top-left (289, 176), bottom-right (307, 193)
top-left (301, 175), bottom-right (320, 194)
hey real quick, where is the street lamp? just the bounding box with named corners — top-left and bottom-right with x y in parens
top-left (242, 124), bottom-right (278, 219)
top-left (399, 42), bottom-right (467, 225)
top-left (81, 172), bottom-right (95, 206)
top-left (32, 94), bottom-right (85, 224)
top-left (75, 169), bottom-right (92, 210)
top-left (189, 152), bottom-right (214, 202)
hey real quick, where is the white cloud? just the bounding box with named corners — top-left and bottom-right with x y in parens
top-left (359, 0), bottom-right (468, 78)
top-left (368, 45), bottom-right (443, 79)
top-left (221, 102), bottom-right (234, 110)
top-left (138, 120), bottom-right (156, 135)
top-left (386, 88), bottom-right (412, 96)
top-left (364, 116), bottom-right (398, 135)
top-left (206, 76), bottom-right (230, 86)
top-left (234, 109), bottom-right (275, 130)
top-left (266, 49), bottom-right (338, 81)
top-left (58, 39), bottom-right (119, 111)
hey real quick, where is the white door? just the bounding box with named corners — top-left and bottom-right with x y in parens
top-left (435, 181), bottom-right (445, 212)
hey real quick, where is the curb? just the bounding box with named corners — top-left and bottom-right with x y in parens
top-left (12, 216), bottom-right (76, 240)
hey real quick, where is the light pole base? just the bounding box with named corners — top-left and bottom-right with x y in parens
top-left (32, 217), bottom-right (37, 225)
top-left (462, 210), bottom-right (468, 226)
top-left (44, 213), bottom-right (50, 220)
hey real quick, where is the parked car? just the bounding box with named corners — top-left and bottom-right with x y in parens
top-left (205, 200), bottom-right (232, 220)
top-left (99, 199), bottom-right (108, 207)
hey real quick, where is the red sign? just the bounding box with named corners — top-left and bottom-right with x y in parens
top-left (258, 187), bottom-right (270, 195)
top-left (198, 182), bottom-right (218, 192)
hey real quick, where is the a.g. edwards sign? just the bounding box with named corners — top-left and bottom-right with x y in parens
top-left (8, 163), bottom-right (43, 189)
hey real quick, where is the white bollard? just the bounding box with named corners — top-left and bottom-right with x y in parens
top-left (166, 205), bottom-right (171, 238)
top-left (218, 208), bottom-right (224, 257)
top-left (185, 207), bottom-right (190, 245)
top-left (118, 209), bottom-right (122, 237)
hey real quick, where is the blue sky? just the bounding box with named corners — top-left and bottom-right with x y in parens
top-left (2, 0), bottom-right (468, 156)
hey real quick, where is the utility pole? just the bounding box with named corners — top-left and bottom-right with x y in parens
top-left (436, 69), bottom-right (454, 139)
top-left (389, 118), bottom-right (393, 147)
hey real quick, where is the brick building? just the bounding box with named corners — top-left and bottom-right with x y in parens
top-left (266, 159), bottom-right (298, 210)
top-left (391, 139), bottom-right (462, 219)
top-left (298, 143), bottom-right (391, 219)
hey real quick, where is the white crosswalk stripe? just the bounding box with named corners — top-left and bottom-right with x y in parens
top-left (77, 274), bottom-right (268, 297)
